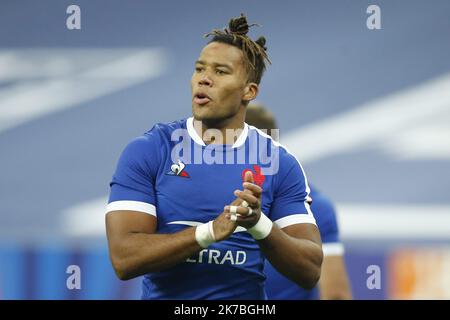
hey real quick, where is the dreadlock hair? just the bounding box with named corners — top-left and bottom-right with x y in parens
top-left (204, 13), bottom-right (271, 85)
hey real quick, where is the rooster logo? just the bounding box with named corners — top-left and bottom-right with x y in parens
top-left (167, 160), bottom-right (190, 178)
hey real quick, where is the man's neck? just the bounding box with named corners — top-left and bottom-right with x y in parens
top-left (193, 115), bottom-right (245, 146)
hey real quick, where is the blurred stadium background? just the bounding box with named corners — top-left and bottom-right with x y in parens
top-left (1, 0), bottom-right (450, 299)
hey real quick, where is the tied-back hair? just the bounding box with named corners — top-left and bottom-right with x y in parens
top-left (204, 13), bottom-right (271, 84)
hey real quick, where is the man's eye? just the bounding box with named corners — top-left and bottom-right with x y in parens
top-left (195, 67), bottom-right (203, 72)
top-left (216, 69), bottom-right (226, 75)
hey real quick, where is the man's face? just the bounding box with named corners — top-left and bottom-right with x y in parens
top-left (191, 42), bottom-right (250, 124)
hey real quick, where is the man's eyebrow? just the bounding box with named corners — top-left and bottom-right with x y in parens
top-left (195, 60), bottom-right (233, 70)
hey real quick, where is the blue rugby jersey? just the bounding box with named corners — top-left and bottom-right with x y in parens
top-left (107, 117), bottom-right (316, 299)
top-left (264, 186), bottom-right (345, 300)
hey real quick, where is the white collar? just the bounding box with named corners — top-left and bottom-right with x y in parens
top-left (186, 117), bottom-right (249, 148)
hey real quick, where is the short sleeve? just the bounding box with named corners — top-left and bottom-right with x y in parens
top-left (269, 151), bottom-right (317, 229)
top-left (107, 134), bottom-right (160, 216)
top-left (312, 193), bottom-right (345, 256)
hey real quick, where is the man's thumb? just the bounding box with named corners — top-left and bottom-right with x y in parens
top-left (245, 170), bottom-right (254, 183)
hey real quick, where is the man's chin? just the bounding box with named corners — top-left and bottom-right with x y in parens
top-left (192, 105), bottom-right (215, 121)
top-left (192, 105), bottom-right (235, 127)
top-left (193, 112), bottom-right (221, 127)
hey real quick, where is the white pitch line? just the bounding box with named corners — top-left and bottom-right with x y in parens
top-left (336, 203), bottom-right (450, 240)
top-left (0, 48), bottom-right (168, 134)
top-left (282, 73), bottom-right (450, 163)
top-left (61, 197), bottom-right (109, 238)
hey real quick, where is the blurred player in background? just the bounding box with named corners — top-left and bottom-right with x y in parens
top-left (246, 103), bottom-right (352, 300)
top-left (105, 14), bottom-right (323, 299)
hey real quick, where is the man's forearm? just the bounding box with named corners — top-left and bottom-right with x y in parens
top-left (110, 227), bottom-right (202, 280)
top-left (258, 225), bottom-right (323, 289)
top-left (319, 255), bottom-right (353, 299)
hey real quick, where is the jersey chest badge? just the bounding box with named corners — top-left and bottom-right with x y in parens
top-left (166, 160), bottom-right (190, 178)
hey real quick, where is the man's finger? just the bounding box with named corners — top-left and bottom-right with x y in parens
top-left (233, 190), bottom-right (259, 208)
top-left (244, 171), bottom-right (254, 184)
top-left (228, 205), bottom-right (239, 214)
top-left (234, 213), bottom-right (259, 223)
top-left (242, 182), bottom-right (262, 197)
top-left (224, 205), bottom-right (254, 216)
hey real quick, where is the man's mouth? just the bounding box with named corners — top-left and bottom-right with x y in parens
top-left (193, 93), bottom-right (211, 105)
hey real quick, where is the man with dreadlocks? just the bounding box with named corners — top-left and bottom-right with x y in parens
top-left (105, 14), bottom-right (323, 299)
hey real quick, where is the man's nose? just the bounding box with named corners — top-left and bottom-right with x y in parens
top-left (199, 73), bottom-right (213, 86)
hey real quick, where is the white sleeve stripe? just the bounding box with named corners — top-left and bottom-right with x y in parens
top-left (322, 242), bottom-right (345, 256)
top-left (274, 213), bottom-right (317, 229)
top-left (106, 201), bottom-right (156, 216)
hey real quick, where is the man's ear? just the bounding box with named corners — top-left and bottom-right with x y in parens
top-left (243, 83), bottom-right (259, 103)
